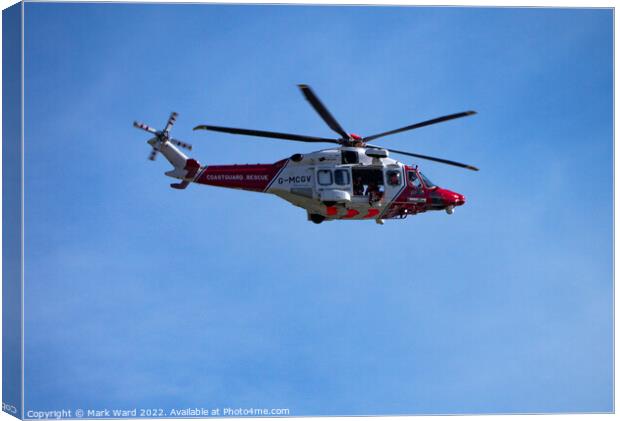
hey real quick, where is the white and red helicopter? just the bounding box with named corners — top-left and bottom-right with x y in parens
top-left (134, 85), bottom-right (478, 224)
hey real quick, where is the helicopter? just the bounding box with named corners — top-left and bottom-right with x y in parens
top-left (133, 85), bottom-right (478, 224)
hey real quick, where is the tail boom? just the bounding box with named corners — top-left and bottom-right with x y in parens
top-left (193, 159), bottom-right (288, 192)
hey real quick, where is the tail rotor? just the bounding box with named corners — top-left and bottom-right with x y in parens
top-left (133, 112), bottom-right (193, 161)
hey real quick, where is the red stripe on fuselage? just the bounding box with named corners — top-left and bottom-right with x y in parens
top-left (343, 209), bottom-right (360, 218)
top-left (363, 209), bottom-right (380, 218)
top-left (195, 159), bottom-right (287, 192)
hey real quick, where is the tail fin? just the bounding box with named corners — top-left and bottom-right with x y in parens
top-left (168, 158), bottom-right (201, 190)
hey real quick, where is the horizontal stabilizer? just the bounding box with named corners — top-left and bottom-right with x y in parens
top-left (171, 180), bottom-right (191, 190)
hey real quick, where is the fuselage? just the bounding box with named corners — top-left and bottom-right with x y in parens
top-left (188, 146), bottom-right (466, 222)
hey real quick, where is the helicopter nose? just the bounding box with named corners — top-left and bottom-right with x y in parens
top-left (444, 190), bottom-right (465, 206)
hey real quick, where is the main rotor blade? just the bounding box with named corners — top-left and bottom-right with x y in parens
top-left (367, 145), bottom-right (479, 171)
top-left (363, 111), bottom-right (477, 142)
top-left (193, 125), bottom-right (340, 144)
top-left (298, 84), bottom-right (349, 140)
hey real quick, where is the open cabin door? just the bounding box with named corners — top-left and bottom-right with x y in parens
top-left (351, 166), bottom-right (385, 205)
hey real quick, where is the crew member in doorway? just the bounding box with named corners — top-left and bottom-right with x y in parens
top-left (366, 181), bottom-right (383, 204)
top-left (353, 176), bottom-right (365, 196)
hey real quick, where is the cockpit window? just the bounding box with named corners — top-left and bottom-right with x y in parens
top-left (408, 171), bottom-right (423, 190)
top-left (419, 172), bottom-right (436, 189)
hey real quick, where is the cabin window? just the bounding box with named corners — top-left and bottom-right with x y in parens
top-left (317, 170), bottom-right (333, 185)
top-left (334, 169), bottom-right (350, 186)
top-left (341, 150), bottom-right (359, 164)
top-left (386, 170), bottom-right (402, 186)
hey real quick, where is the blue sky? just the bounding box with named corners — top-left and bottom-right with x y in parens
top-left (22, 3), bottom-right (612, 415)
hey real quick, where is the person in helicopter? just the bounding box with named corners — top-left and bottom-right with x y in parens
top-left (388, 172), bottom-right (400, 186)
top-left (353, 176), bottom-right (365, 196)
top-left (365, 181), bottom-right (383, 204)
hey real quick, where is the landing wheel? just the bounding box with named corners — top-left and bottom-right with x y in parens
top-left (310, 214), bottom-right (326, 224)
top-left (322, 201), bottom-right (336, 207)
